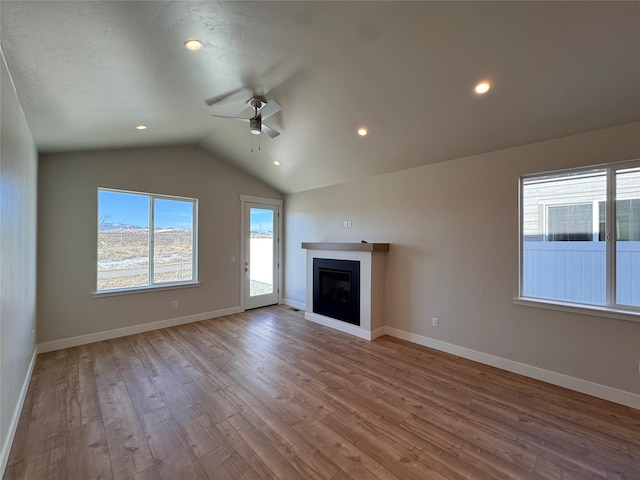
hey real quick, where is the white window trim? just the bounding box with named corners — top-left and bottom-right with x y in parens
top-left (517, 158), bottom-right (640, 321)
top-left (513, 297), bottom-right (640, 323)
top-left (93, 282), bottom-right (201, 298)
top-left (95, 188), bottom-right (199, 295)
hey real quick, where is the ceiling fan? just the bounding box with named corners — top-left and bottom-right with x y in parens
top-left (209, 96), bottom-right (281, 138)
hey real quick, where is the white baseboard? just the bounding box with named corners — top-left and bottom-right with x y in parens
top-left (384, 326), bottom-right (640, 410)
top-left (305, 312), bottom-right (380, 341)
top-left (281, 298), bottom-right (306, 310)
top-left (371, 326), bottom-right (386, 340)
top-left (37, 306), bottom-right (243, 354)
top-left (1, 348), bottom-right (37, 478)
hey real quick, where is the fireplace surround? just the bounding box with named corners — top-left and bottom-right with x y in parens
top-left (302, 242), bottom-right (389, 340)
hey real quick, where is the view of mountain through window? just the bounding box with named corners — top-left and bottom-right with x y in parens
top-left (97, 189), bottom-right (197, 292)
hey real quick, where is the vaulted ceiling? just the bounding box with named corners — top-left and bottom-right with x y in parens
top-left (2, 1), bottom-right (639, 193)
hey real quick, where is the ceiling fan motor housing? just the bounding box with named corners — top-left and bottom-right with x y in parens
top-left (248, 97), bottom-right (267, 110)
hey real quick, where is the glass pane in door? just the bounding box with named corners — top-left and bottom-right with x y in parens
top-left (249, 208), bottom-right (274, 297)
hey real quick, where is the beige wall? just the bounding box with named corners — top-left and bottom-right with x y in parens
top-left (38, 146), bottom-right (282, 343)
top-left (284, 122), bottom-right (640, 395)
top-left (0, 57), bottom-right (38, 471)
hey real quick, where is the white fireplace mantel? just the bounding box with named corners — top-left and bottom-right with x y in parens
top-left (302, 242), bottom-right (389, 341)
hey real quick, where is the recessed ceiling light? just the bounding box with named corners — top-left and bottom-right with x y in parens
top-left (135, 125), bottom-right (147, 130)
top-left (474, 81), bottom-right (491, 94)
top-left (273, 160), bottom-right (281, 166)
top-left (184, 39), bottom-right (203, 51)
top-left (357, 127), bottom-right (368, 136)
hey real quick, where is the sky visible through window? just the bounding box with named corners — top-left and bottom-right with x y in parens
top-left (99, 190), bottom-right (272, 232)
top-left (155, 198), bottom-right (193, 230)
top-left (98, 190), bottom-right (193, 229)
top-left (251, 209), bottom-right (273, 234)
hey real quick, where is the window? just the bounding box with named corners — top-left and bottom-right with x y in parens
top-left (547, 204), bottom-right (593, 241)
top-left (97, 188), bottom-right (197, 293)
top-left (520, 162), bottom-right (640, 312)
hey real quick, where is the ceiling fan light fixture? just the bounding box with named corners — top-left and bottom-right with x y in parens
top-left (357, 127), bottom-right (368, 136)
top-left (250, 118), bottom-right (261, 135)
top-left (184, 39), bottom-right (203, 51)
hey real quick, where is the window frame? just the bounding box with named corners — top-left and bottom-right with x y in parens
top-left (95, 187), bottom-right (199, 296)
top-left (517, 159), bottom-right (640, 321)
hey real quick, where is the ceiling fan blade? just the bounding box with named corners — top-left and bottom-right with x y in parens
top-left (205, 88), bottom-right (252, 107)
top-left (210, 114), bottom-right (250, 123)
top-left (259, 100), bottom-right (281, 121)
top-left (262, 124), bottom-right (280, 139)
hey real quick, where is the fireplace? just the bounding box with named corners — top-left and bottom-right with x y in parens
top-left (313, 258), bottom-right (360, 325)
top-left (302, 242), bottom-right (389, 340)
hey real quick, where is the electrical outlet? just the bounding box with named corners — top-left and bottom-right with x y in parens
top-left (431, 317), bottom-right (439, 327)
top-left (31, 329), bottom-right (35, 341)
top-left (172, 300), bottom-right (179, 308)
top-left (231, 256), bottom-right (236, 263)
top-left (343, 221), bottom-right (348, 228)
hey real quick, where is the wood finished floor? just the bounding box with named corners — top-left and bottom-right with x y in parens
top-left (4, 305), bottom-right (640, 480)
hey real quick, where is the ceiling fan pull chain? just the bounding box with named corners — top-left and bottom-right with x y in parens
top-left (256, 106), bottom-right (261, 150)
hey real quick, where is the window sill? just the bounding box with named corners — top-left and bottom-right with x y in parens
top-left (514, 297), bottom-right (640, 323)
top-left (93, 282), bottom-right (200, 298)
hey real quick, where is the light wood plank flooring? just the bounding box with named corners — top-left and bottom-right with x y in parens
top-left (5, 305), bottom-right (640, 479)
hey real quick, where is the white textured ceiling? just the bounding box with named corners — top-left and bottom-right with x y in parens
top-left (2, 1), bottom-right (639, 193)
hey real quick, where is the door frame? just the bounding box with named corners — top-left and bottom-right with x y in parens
top-left (239, 195), bottom-right (283, 311)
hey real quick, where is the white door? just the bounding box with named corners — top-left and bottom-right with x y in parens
top-left (244, 202), bottom-right (280, 309)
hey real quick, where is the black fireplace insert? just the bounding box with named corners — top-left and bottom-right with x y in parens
top-left (313, 258), bottom-right (360, 325)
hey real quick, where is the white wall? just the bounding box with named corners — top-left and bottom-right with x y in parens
top-left (284, 122), bottom-right (640, 398)
top-left (0, 55), bottom-right (38, 473)
top-left (38, 146), bottom-right (282, 344)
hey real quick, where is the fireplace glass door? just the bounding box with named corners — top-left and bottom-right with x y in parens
top-left (313, 258), bottom-right (360, 325)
